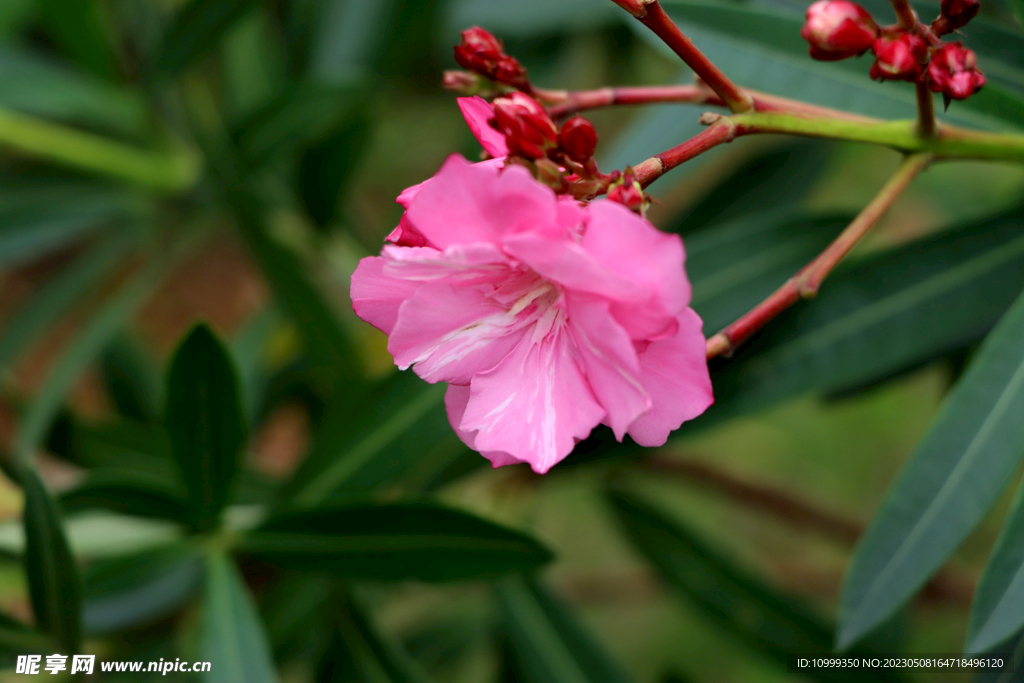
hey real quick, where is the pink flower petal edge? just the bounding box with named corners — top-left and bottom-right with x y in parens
top-left (352, 153), bottom-right (713, 474)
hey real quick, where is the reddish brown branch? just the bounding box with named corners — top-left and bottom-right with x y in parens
top-left (705, 153), bottom-right (931, 359)
top-left (545, 83), bottom-right (880, 124)
top-left (632, 119), bottom-right (737, 187)
top-left (608, 0), bottom-right (754, 112)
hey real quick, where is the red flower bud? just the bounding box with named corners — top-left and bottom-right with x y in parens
top-left (927, 42), bottom-right (985, 100)
top-left (493, 55), bottom-right (530, 90)
top-left (933, 0), bottom-right (980, 34)
top-left (869, 32), bottom-right (928, 81)
top-left (442, 70), bottom-right (482, 95)
top-left (454, 27), bottom-right (504, 75)
top-left (801, 0), bottom-right (879, 61)
top-left (491, 93), bottom-right (558, 160)
top-left (607, 184), bottom-right (645, 213)
top-left (558, 116), bottom-right (598, 163)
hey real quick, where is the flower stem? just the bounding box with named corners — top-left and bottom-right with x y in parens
top-left (608, 0), bottom-right (754, 113)
top-left (633, 118), bottom-right (736, 187)
top-left (889, 0), bottom-right (920, 30)
top-left (0, 107), bottom-right (201, 193)
top-left (705, 153), bottom-right (931, 359)
top-left (547, 83), bottom-right (878, 123)
top-left (915, 81), bottom-right (937, 138)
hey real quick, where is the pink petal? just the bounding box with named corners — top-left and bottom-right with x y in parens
top-left (458, 330), bottom-right (605, 473)
top-left (566, 295), bottom-right (651, 440)
top-left (457, 96), bottom-right (509, 158)
top-left (582, 200), bottom-right (690, 339)
top-left (626, 308), bottom-right (714, 446)
top-left (388, 281), bottom-right (528, 384)
top-left (501, 232), bottom-right (646, 303)
top-left (381, 242), bottom-right (510, 285)
top-left (445, 384), bottom-right (523, 467)
top-left (350, 256), bottom-right (422, 335)
top-left (385, 215), bottom-right (430, 248)
top-left (406, 155), bottom-right (560, 250)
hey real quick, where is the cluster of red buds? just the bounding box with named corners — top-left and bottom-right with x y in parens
top-left (487, 92), bottom-right (632, 205)
top-left (446, 27), bottom-right (651, 213)
top-left (800, 0), bottom-right (985, 104)
top-left (451, 27), bottom-right (531, 93)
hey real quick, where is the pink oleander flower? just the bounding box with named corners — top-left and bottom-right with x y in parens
top-left (350, 155), bottom-right (713, 473)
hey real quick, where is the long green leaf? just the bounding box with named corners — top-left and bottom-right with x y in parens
top-left (337, 591), bottom-right (434, 683)
top-left (839, 286), bottom-right (1024, 649)
top-left (701, 210), bottom-right (1024, 428)
top-left (0, 234), bottom-right (133, 367)
top-left (240, 501), bottom-right (553, 581)
top-left (687, 213), bottom-right (852, 334)
top-left (166, 324), bottom-right (246, 530)
top-left (155, 0), bottom-right (265, 77)
top-left (83, 544), bottom-right (202, 635)
top-left (100, 333), bottom-right (162, 423)
top-left (14, 264), bottom-right (162, 462)
top-left (968, 475), bottom-right (1024, 654)
top-left (19, 464), bottom-right (81, 652)
top-left (60, 470), bottom-right (191, 524)
top-left (0, 44), bottom-right (144, 133)
top-left (606, 490), bottom-right (903, 683)
top-left (496, 575), bottom-right (634, 683)
top-left (282, 374), bottom-right (448, 507)
top-left (224, 181), bottom-right (362, 390)
top-left (202, 551), bottom-right (277, 683)
top-left (0, 181), bottom-right (138, 268)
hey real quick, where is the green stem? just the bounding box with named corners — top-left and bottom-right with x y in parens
top-left (730, 112), bottom-right (1024, 161)
top-left (0, 107), bottom-right (201, 192)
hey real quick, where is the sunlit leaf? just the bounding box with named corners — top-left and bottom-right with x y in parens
top-left (840, 287), bottom-right (1024, 649)
top-left (202, 551), bottom-right (277, 683)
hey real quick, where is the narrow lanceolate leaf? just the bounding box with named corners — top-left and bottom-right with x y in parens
top-left (166, 324), bottom-right (246, 530)
top-left (496, 574), bottom-right (634, 683)
top-left (14, 265), bottom-right (162, 462)
top-left (83, 545), bottom-right (202, 635)
top-left (202, 551), bottom-right (277, 683)
top-left (240, 501), bottom-right (552, 581)
top-left (607, 491), bottom-right (904, 683)
top-left (19, 464), bottom-right (82, 652)
top-left (968, 474), bottom-right (1024, 654)
top-left (60, 471), bottom-right (191, 524)
top-left (702, 210), bottom-right (1024, 429)
top-left (155, 0), bottom-right (265, 77)
top-left (282, 374), bottom-right (448, 506)
top-left (334, 592), bottom-right (434, 683)
top-left (0, 234), bottom-right (132, 367)
top-left (101, 333), bottom-right (162, 423)
top-left (224, 183), bottom-right (362, 389)
top-left (839, 287), bottom-right (1024, 650)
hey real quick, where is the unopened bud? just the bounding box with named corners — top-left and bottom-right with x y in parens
top-left (454, 27), bottom-right (504, 75)
top-left (869, 32), bottom-right (928, 81)
top-left (928, 42), bottom-right (985, 101)
top-left (491, 92), bottom-right (558, 160)
top-left (606, 172), bottom-right (647, 215)
top-left (558, 116), bottom-right (598, 163)
top-left (493, 55), bottom-right (530, 90)
top-left (442, 70), bottom-right (482, 95)
top-left (933, 0), bottom-right (979, 34)
top-left (801, 0), bottom-right (879, 61)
